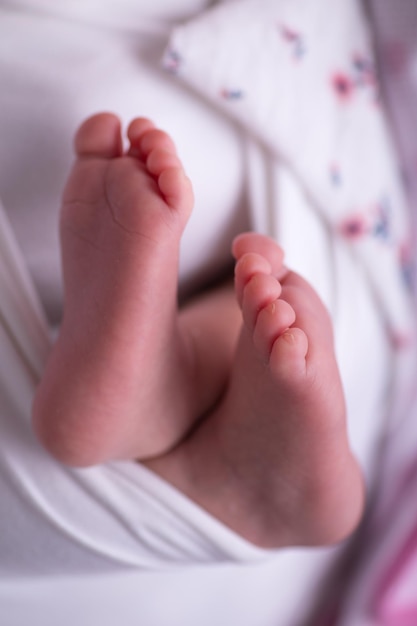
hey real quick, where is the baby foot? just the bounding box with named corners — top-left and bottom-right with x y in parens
top-left (33, 113), bottom-right (200, 465)
top-left (227, 234), bottom-right (364, 545)
top-left (151, 233), bottom-right (364, 547)
top-left (226, 234), bottom-right (365, 545)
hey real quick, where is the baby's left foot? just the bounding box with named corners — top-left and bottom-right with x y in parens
top-left (33, 113), bottom-right (199, 466)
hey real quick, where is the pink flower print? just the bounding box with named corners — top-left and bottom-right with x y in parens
top-left (372, 197), bottom-right (391, 241)
top-left (331, 72), bottom-right (354, 102)
top-left (331, 52), bottom-right (380, 105)
top-left (280, 24), bottom-right (298, 42)
top-left (340, 199), bottom-right (392, 242)
top-left (399, 240), bottom-right (414, 289)
top-left (278, 24), bottom-right (306, 59)
top-left (163, 48), bottom-right (183, 74)
top-left (339, 214), bottom-right (368, 239)
top-left (329, 162), bottom-right (342, 187)
top-left (352, 52), bottom-right (380, 104)
top-left (220, 88), bottom-right (244, 100)
top-left (352, 52), bottom-right (377, 87)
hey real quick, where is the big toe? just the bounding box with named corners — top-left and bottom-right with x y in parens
top-left (74, 113), bottom-right (123, 159)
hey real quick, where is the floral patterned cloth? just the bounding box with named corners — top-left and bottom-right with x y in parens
top-left (164, 0), bottom-right (414, 344)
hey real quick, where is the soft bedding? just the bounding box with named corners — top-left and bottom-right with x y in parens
top-left (0, 0), bottom-right (415, 624)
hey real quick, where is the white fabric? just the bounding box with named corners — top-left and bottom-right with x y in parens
top-left (0, 1), bottom-right (414, 625)
top-left (0, 0), bottom-right (249, 324)
top-left (1, 0), bottom-right (214, 29)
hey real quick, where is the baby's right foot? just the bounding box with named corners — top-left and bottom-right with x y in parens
top-left (33, 113), bottom-right (202, 465)
top-left (151, 234), bottom-right (365, 547)
top-left (223, 234), bottom-right (365, 545)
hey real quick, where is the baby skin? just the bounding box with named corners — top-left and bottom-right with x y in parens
top-left (33, 113), bottom-right (364, 548)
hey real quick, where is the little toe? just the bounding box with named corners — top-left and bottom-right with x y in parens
top-left (269, 327), bottom-right (309, 380)
top-left (253, 299), bottom-right (297, 361)
top-left (234, 252), bottom-right (274, 307)
top-left (232, 233), bottom-right (285, 278)
top-left (241, 273), bottom-right (282, 331)
top-left (74, 113), bottom-right (123, 159)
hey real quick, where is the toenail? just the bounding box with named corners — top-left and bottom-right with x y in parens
top-left (282, 330), bottom-right (295, 343)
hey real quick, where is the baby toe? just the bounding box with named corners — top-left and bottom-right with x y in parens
top-left (241, 273), bottom-right (282, 331)
top-left (232, 232), bottom-right (285, 278)
top-left (234, 253), bottom-right (273, 307)
top-left (269, 327), bottom-right (309, 381)
top-left (253, 299), bottom-right (296, 361)
top-left (75, 113), bottom-right (123, 159)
